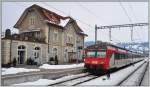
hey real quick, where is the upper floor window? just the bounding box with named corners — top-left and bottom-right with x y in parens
top-left (29, 16), bottom-right (36, 25)
top-left (53, 32), bottom-right (58, 41)
top-left (67, 35), bottom-right (73, 43)
top-left (35, 32), bottom-right (40, 38)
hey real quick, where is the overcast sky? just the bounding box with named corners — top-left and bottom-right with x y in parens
top-left (2, 2), bottom-right (148, 43)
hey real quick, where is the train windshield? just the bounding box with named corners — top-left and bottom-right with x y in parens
top-left (86, 51), bottom-right (106, 58)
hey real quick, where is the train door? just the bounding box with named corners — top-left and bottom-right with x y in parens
top-left (109, 53), bottom-right (115, 68)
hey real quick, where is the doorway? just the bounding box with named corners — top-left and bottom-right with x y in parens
top-left (18, 45), bottom-right (26, 64)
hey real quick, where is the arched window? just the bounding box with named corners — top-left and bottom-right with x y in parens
top-left (18, 45), bottom-right (26, 49)
top-left (35, 47), bottom-right (40, 50)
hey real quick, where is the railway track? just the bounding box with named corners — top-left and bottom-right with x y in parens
top-left (49, 74), bottom-right (98, 86)
top-left (117, 61), bottom-right (148, 86)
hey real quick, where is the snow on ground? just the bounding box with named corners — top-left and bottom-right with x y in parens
top-left (2, 67), bottom-right (40, 75)
top-left (13, 79), bottom-right (54, 85)
top-left (2, 68), bottom-right (7, 72)
top-left (120, 62), bottom-right (147, 85)
top-left (39, 63), bottom-right (84, 69)
top-left (79, 60), bottom-right (145, 86)
top-left (13, 73), bottom-right (88, 85)
top-left (141, 66), bottom-right (149, 86)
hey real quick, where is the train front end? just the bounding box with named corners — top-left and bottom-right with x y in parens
top-left (84, 50), bottom-right (109, 72)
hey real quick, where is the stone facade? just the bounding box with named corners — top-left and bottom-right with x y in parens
top-left (1, 39), bottom-right (47, 65)
top-left (1, 4), bottom-right (87, 66)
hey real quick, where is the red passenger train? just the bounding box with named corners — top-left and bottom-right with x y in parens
top-left (84, 42), bottom-right (144, 72)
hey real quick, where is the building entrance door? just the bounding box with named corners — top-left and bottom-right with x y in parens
top-left (68, 52), bottom-right (76, 63)
top-left (18, 45), bottom-right (26, 64)
top-left (18, 51), bottom-right (25, 64)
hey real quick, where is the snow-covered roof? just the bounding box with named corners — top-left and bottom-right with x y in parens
top-left (45, 18), bottom-right (70, 27)
top-left (59, 18), bottom-right (70, 27)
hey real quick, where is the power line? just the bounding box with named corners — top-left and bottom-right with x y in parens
top-left (127, 2), bottom-right (147, 43)
top-left (119, 1), bottom-right (133, 23)
top-left (129, 3), bottom-right (148, 43)
top-left (127, 2), bottom-right (138, 22)
top-left (76, 2), bottom-right (105, 25)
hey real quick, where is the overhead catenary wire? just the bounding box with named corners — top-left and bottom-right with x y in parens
top-left (119, 1), bottom-right (133, 24)
top-left (127, 2), bottom-right (138, 22)
top-left (127, 2), bottom-right (145, 43)
top-left (118, 1), bottom-right (134, 52)
top-left (118, 1), bottom-right (145, 53)
top-left (118, 1), bottom-right (147, 43)
top-left (76, 2), bottom-right (105, 25)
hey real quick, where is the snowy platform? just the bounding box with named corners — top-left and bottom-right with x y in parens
top-left (2, 67), bottom-right (40, 75)
top-left (1, 63), bottom-right (84, 86)
top-left (39, 63), bottom-right (84, 69)
top-left (2, 63), bottom-right (84, 76)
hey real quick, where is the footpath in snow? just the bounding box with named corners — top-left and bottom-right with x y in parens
top-left (79, 60), bottom-right (146, 86)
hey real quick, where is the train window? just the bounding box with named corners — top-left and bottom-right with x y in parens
top-left (97, 52), bottom-right (106, 58)
top-left (86, 51), bottom-right (106, 58)
top-left (115, 53), bottom-right (125, 59)
top-left (115, 53), bottom-right (121, 59)
top-left (87, 52), bottom-right (96, 57)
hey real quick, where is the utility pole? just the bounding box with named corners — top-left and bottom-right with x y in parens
top-left (131, 26), bottom-right (134, 65)
top-left (109, 28), bottom-right (112, 41)
top-left (95, 24), bottom-right (97, 44)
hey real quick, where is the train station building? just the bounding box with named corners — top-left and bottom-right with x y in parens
top-left (1, 4), bottom-right (87, 66)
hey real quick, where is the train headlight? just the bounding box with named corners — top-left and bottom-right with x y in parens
top-left (92, 61), bottom-right (98, 64)
top-left (100, 62), bottom-right (104, 64)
